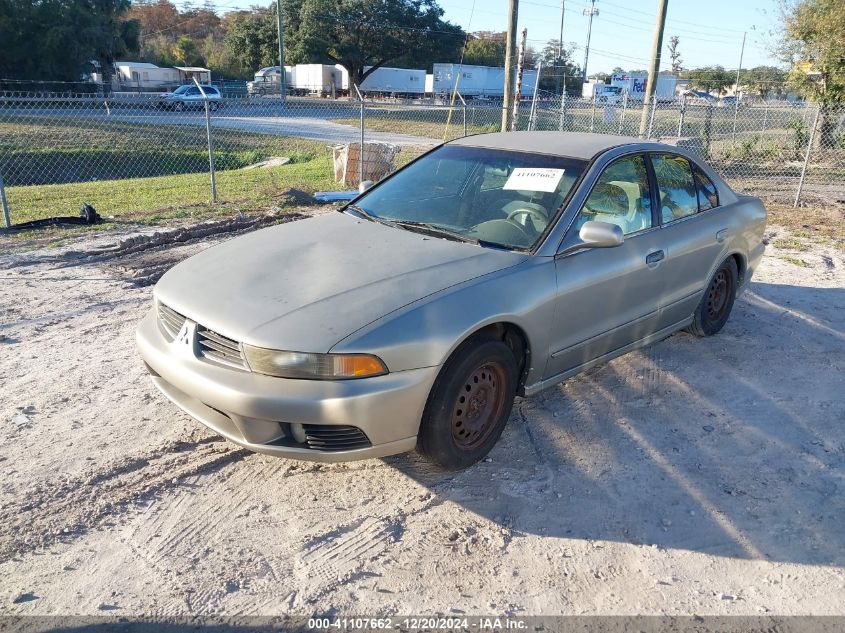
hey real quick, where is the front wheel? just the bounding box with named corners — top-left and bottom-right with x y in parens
top-left (688, 257), bottom-right (738, 337)
top-left (173, 101), bottom-right (184, 112)
top-left (417, 338), bottom-right (518, 470)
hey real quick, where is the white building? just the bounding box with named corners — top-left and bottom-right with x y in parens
top-left (91, 62), bottom-right (209, 91)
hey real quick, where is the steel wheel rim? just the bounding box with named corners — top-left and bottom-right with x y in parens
top-left (451, 362), bottom-right (507, 451)
top-left (706, 268), bottom-right (731, 321)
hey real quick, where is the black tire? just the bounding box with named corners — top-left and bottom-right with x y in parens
top-left (173, 101), bottom-right (184, 112)
top-left (209, 101), bottom-right (219, 111)
top-left (417, 338), bottom-right (518, 470)
top-left (688, 257), bottom-right (738, 337)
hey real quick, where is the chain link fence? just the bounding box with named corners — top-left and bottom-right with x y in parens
top-left (1, 81), bottom-right (843, 227)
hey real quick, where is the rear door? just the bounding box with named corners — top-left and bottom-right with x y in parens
top-left (648, 153), bottom-right (731, 328)
top-left (545, 153), bottom-right (668, 378)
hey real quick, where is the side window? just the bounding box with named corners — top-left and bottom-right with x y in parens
top-left (577, 154), bottom-right (652, 235)
top-left (693, 165), bottom-right (719, 211)
top-left (652, 154), bottom-right (698, 223)
top-left (186, 87), bottom-right (200, 96)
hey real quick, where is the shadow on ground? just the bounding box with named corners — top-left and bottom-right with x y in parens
top-left (385, 281), bottom-right (845, 567)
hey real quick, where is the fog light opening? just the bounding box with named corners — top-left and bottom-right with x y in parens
top-left (291, 423), bottom-right (307, 444)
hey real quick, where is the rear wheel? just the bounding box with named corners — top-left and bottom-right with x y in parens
top-left (417, 338), bottom-right (518, 470)
top-left (208, 101), bottom-right (219, 111)
top-left (688, 257), bottom-right (738, 337)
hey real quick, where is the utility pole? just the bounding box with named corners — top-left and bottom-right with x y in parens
top-left (731, 31), bottom-right (746, 141)
top-left (555, 0), bottom-right (565, 98)
top-left (276, 0), bottom-right (286, 104)
top-left (502, 0), bottom-right (519, 131)
top-left (581, 0), bottom-right (599, 84)
top-left (512, 28), bottom-right (528, 131)
top-left (638, 0), bottom-right (668, 138)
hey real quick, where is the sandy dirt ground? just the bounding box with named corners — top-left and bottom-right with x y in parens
top-left (1, 209), bottom-right (843, 620)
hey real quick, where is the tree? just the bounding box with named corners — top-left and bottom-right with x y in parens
top-left (780, 0), bottom-right (845, 105)
top-left (283, 0), bottom-right (465, 85)
top-left (0, 0), bottom-right (138, 83)
top-left (463, 35), bottom-right (506, 67)
top-left (74, 0), bottom-right (140, 87)
top-left (741, 65), bottom-right (787, 99)
top-left (537, 39), bottom-right (581, 94)
top-left (171, 35), bottom-right (201, 65)
top-left (779, 0), bottom-right (845, 147)
top-left (683, 65), bottom-right (733, 94)
top-left (223, 7), bottom-right (279, 73)
top-left (667, 35), bottom-right (682, 74)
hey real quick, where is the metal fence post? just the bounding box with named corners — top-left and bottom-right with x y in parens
top-left (0, 171), bottom-right (11, 228)
top-left (618, 90), bottom-right (628, 134)
top-left (647, 97), bottom-right (657, 139)
top-left (352, 84), bottom-right (365, 186)
top-left (677, 93), bottom-right (686, 139)
top-left (794, 105), bottom-right (820, 208)
top-left (762, 100), bottom-right (769, 133)
top-left (703, 103), bottom-right (713, 159)
top-left (528, 61), bottom-right (542, 131)
top-left (458, 91), bottom-right (467, 137)
top-left (589, 94), bottom-right (596, 133)
top-left (193, 79), bottom-right (217, 203)
top-left (558, 73), bottom-right (566, 131)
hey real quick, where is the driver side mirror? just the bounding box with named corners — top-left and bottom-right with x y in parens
top-left (557, 220), bottom-right (624, 257)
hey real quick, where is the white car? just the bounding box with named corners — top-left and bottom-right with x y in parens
top-left (158, 85), bottom-right (222, 111)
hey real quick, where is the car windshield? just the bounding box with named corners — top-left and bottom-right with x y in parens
top-left (172, 85), bottom-right (191, 94)
top-left (350, 145), bottom-right (587, 250)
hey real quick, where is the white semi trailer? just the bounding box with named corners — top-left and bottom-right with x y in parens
top-left (432, 63), bottom-right (538, 98)
top-left (359, 66), bottom-right (426, 96)
top-left (292, 64), bottom-right (349, 95)
top-left (610, 72), bottom-right (678, 102)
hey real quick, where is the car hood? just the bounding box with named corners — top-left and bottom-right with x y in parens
top-left (154, 212), bottom-right (528, 352)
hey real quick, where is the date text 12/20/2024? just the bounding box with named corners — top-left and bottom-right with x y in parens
top-left (308, 617), bottom-right (528, 630)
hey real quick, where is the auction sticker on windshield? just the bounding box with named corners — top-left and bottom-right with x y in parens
top-left (502, 168), bottom-right (565, 192)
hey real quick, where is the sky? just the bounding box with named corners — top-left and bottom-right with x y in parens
top-left (437, 0), bottom-right (785, 74)
top-left (190, 0), bottom-right (785, 75)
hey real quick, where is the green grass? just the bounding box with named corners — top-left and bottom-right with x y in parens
top-left (0, 116), bottom-right (346, 226)
top-left (0, 116), bottom-right (329, 186)
top-left (4, 157), bottom-right (337, 226)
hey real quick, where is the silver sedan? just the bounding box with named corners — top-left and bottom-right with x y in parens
top-left (136, 132), bottom-right (766, 469)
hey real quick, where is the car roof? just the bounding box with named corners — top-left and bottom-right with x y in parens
top-left (447, 131), bottom-right (649, 161)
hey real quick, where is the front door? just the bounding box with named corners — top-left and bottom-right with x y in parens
top-left (545, 153), bottom-right (667, 379)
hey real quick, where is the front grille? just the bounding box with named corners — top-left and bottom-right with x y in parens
top-left (303, 425), bottom-right (372, 451)
top-left (158, 303), bottom-right (186, 341)
top-left (197, 325), bottom-right (248, 370)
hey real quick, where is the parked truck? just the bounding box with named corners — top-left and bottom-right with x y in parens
top-left (247, 66), bottom-right (295, 96)
top-left (582, 82), bottom-right (624, 103)
top-left (610, 72), bottom-right (678, 102)
top-left (432, 63), bottom-right (538, 98)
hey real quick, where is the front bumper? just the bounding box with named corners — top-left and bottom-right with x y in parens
top-left (136, 309), bottom-right (438, 462)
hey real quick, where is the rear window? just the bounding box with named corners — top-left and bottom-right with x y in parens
top-left (693, 165), bottom-right (719, 211)
top-left (651, 154), bottom-right (698, 223)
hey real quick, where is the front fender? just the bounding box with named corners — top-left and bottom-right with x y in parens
top-left (329, 257), bottom-right (558, 387)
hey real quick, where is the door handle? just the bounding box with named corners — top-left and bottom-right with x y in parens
top-left (646, 250), bottom-right (665, 265)
top-left (716, 229), bottom-right (729, 243)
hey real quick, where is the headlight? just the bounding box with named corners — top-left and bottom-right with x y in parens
top-left (242, 345), bottom-right (388, 380)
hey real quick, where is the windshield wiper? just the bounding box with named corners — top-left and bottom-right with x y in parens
top-left (347, 211), bottom-right (519, 251)
top-left (389, 220), bottom-right (474, 244)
